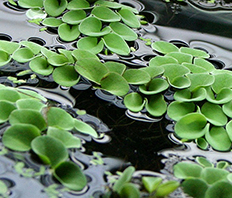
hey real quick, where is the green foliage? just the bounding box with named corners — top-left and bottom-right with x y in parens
top-left (0, 85), bottom-right (102, 191)
top-left (174, 158), bottom-right (232, 198)
top-left (18, 0), bottom-right (141, 55)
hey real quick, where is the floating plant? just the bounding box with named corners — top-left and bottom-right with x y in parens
top-left (0, 84), bottom-right (102, 191)
top-left (105, 166), bottom-right (179, 197)
top-left (173, 157), bottom-right (232, 198)
top-left (16, 0), bottom-right (141, 55)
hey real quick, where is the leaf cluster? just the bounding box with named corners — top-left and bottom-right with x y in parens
top-left (173, 157), bottom-right (232, 198)
top-left (105, 166), bottom-right (179, 198)
top-left (18, 0), bottom-right (141, 55)
top-left (0, 84), bottom-right (99, 190)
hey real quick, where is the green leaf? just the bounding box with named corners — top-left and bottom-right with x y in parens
top-left (58, 23), bottom-right (80, 42)
top-left (226, 120), bottom-right (232, 141)
top-left (53, 65), bottom-right (80, 87)
top-left (44, 0), bottom-right (67, 17)
top-left (140, 66), bottom-right (165, 78)
top-left (156, 181), bottom-right (179, 197)
top-left (175, 113), bottom-right (209, 139)
top-left (0, 88), bottom-right (21, 102)
top-left (211, 73), bottom-right (232, 94)
top-left (149, 56), bottom-right (178, 66)
top-left (100, 72), bottom-right (129, 96)
top-left (76, 37), bottom-right (104, 54)
top-left (58, 49), bottom-right (75, 63)
top-left (142, 177), bottom-right (162, 193)
top-left (194, 58), bottom-right (216, 72)
top-left (124, 92), bottom-right (145, 112)
top-left (174, 88), bottom-right (207, 102)
top-left (119, 183), bottom-right (140, 198)
top-left (42, 17), bottom-right (63, 27)
top-left (201, 102), bottom-right (227, 126)
top-left (9, 109), bottom-right (47, 131)
top-left (74, 119), bottom-right (98, 138)
top-left (94, 0), bottom-right (122, 9)
top-left (217, 161), bottom-right (229, 169)
top-left (16, 98), bottom-right (45, 111)
top-left (205, 181), bottom-right (232, 198)
top-left (118, 8), bottom-right (140, 28)
top-left (196, 137), bottom-right (209, 150)
top-left (92, 6), bottom-right (121, 22)
top-left (29, 56), bottom-right (53, 76)
top-left (151, 41), bottom-right (179, 54)
top-left (2, 124), bottom-right (40, 151)
top-left (31, 136), bottom-right (68, 167)
top-left (167, 101), bottom-right (195, 121)
top-left (196, 157), bottom-right (213, 168)
top-left (113, 166), bottom-right (135, 193)
top-left (173, 162), bottom-right (203, 179)
top-left (0, 50), bottom-right (11, 66)
top-left (223, 101), bottom-right (232, 118)
top-left (75, 58), bottom-right (108, 84)
top-left (18, 0), bottom-right (43, 8)
top-left (163, 64), bottom-right (190, 81)
top-left (146, 94), bottom-right (167, 117)
top-left (182, 178), bottom-right (208, 198)
top-left (182, 63), bottom-right (208, 74)
top-left (123, 69), bottom-right (151, 85)
top-left (62, 10), bottom-right (86, 25)
top-left (180, 47), bottom-right (210, 58)
top-left (72, 49), bottom-right (99, 61)
top-left (165, 52), bottom-right (192, 64)
top-left (201, 167), bottom-right (229, 184)
top-left (110, 22), bottom-right (138, 41)
top-left (104, 61), bottom-right (126, 75)
top-left (20, 41), bottom-right (43, 54)
top-left (12, 47), bottom-right (35, 63)
top-left (0, 40), bottom-right (20, 54)
top-left (67, 0), bottom-right (90, 10)
top-left (139, 78), bottom-right (169, 95)
top-left (47, 53), bottom-right (69, 66)
top-left (103, 33), bottom-right (130, 55)
top-left (79, 17), bottom-right (111, 37)
top-left (205, 127), bottom-right (231, 151)
top-left (47, 127), bottom-right (81, 148)
top-left (53, 161), bottom-right (87, 191)
top-left (205, 87), bottom-right (232, 104)
top-left (47, 107), bottom-right (74, 130)
top-left (0, 101), bottom-right (16, 123)
top-left (187, 73), bottom-right (214, 92)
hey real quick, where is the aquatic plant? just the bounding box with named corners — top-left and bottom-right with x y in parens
top-left (3, 38), bottom-right (232, 151)
top-left (105, 166), bottom-right (179, 197)
top-left (173, 157), bottom-right (232, 198)
top-left (16, 0), bottom-right (141, 55)
top-left (0, 84), bottom-right (100, 191)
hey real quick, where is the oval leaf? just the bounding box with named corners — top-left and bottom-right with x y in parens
top-left (123, 69), bottom-right (151, 85)
top-left (47, 107), bottom-right (74, 130)
top-left (92, 6), bottom-right (121, 22)
top-left (31, 136), bottom-right (68, 167)
top-left (175, 113), bottom-right (209, 139)
top-left (118, 8), bottom-right (140, 28)
top-left (74, 119), bottom-right (98, 138)
top-left (53, 65), bottom-right (80, 87)
top-left (100, 72), bottom-right (129, 96)
top-left (54, 161), bottom-right (87, 191)
top-left (58, 23), bottom-right (80, 42)
top-left (9, 109), bottom-right (47, 131)
top-left (124, 92), bottom-right (145, 112)
top-left (146, 94), bottom-right (167, 117)
top-left (103, 33), bottom-right (130, 55)
top-left (44, 0), bottom-right (67, 17)
top-left (3, 124), bottom-right (40, 151)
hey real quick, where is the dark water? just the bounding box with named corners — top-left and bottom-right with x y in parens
top-left (1, 0), bottom-right (232, 197)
